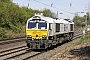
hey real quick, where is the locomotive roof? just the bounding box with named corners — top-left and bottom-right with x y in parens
top-left (54, 19), bottom-right (69, 24)
top-left (69, 21), bottom-right (74, 24)
top-left (27, 14), bottom-right (73, 24)
top-left (67, 19), bottom-right (74, 24)
top-left (27, 15), bottom-right (54, 23)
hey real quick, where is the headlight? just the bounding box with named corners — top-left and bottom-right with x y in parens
top-left (27, 35), bottom-right (32, 38)
top-left (42, 35), bottom-right (45, 38)
top-left (42, 35), bottom-right (47, 39)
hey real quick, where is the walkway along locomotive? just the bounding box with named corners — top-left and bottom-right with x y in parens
top-left (26, 13), bottom-right (74, 49)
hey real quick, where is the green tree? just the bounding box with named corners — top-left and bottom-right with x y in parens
top-left (42, 9), bottom-right (56, 18)
top-left (73, 16), bottom-right (86, 27)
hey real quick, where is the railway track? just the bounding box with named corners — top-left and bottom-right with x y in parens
top-left (0, 38), bottom-right (26, 45)
top-left (22, 51), bottom-right (44, 60)
top-left (0, 45), bottom-right (28, 59)
top-left (0, 28), bottom-right (84, 60)
top-left (73, 32), bottom-right (83, 39)
top-left (1, 48), bottom-right (44, 60)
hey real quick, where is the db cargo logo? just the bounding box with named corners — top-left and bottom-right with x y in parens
top-left (33, 31), bottom-right (36, 34)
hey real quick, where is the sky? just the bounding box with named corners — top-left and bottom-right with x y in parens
top-left (12, 0), bottom-right (90, 19)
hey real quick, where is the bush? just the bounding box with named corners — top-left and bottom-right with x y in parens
top-left (0, 28), bottom-right (6, 40)
top-left (73, 35), bottom-right (89, 46)
top-left (9, 23), bottom-right (21, 33)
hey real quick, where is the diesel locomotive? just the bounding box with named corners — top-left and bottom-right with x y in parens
top-left (26, 13), bottom-right (74, 49)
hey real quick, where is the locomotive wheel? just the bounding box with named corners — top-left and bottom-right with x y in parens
top-left (69, 33), bottom-right (73, 41)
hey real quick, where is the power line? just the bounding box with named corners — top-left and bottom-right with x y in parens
top-left (33, 0), bottom-right (74, 15)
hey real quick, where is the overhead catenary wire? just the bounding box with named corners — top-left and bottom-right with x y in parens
top-left (32, 0), bottom-right (74, 15)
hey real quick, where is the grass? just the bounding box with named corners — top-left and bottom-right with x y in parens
top-left (0, 25), bottom-right (26, 40)
top-left (73, 33), bottom-right (90, 46)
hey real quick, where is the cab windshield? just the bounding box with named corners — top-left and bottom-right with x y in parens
top-left (38, 22), bottom-right (47, 29)
top-left (28, 22), bottom-right (36, 29)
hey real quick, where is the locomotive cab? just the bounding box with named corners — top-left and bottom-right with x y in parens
top-left (26, 19), bottom-right (49, 40)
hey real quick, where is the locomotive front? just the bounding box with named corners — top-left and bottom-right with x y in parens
top-left (26, 15), bottom-right (49, 49)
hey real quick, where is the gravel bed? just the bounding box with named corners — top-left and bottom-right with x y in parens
top-left (48, 41), bottom-right (90, 60)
